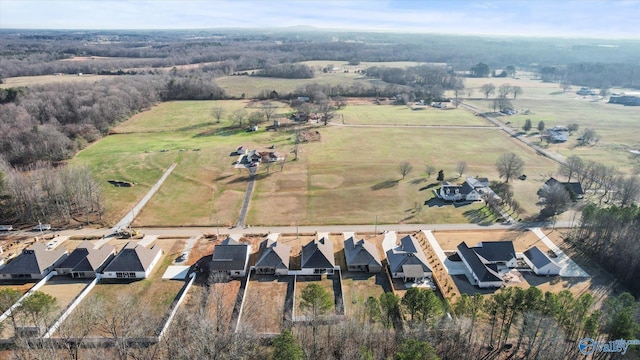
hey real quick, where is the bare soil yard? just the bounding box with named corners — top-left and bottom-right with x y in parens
top-left (431, 229), bottom-right (551, 252)
top-left (240, 275), bottom-right (290, 333)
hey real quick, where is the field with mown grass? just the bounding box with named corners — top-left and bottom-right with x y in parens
top-left (73, 96), bottom-right (564, 226)
top-left (337, 103), bottom-right (489, 126)
top-left (460, 76), bottom-right (640, 174)
top-left (0, 74), bottom-right (117, 88)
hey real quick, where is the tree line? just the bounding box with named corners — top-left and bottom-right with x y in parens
top-left (3, 280), bottom-right (636, 359)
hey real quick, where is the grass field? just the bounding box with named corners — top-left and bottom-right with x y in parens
top-left (338, 103), bottom-right (489, 126)
top-left (0, 74), bottom-right (117, 88)
top-left (460, 76), bottom-right (640, 174)
top-left (73, 97), bottom-right (562, 226)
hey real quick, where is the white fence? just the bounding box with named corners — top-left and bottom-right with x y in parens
top-left (0, 271), bottom-right (56, 324)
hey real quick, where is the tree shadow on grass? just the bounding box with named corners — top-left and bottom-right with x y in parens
top-left (371, 179), bottom-right (399, 191)
top-left (463, 208), bottom-right (496, 226)
top-left (194, 126), bottom-right (243, 137)
top-left (410, 178), bottom-right (427, 185)
top-left (419, 183), bottom-right (439, 191)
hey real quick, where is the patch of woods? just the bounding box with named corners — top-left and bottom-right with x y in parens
top-left (254, 63), bottom-right (314, 79)
top-left (1, 282), bottom-right (637, 359)
top-left (0, 162), bottom-right (104, 225)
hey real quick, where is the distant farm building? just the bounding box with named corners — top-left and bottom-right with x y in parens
top-left (609, 94), bottom-right (640, 106)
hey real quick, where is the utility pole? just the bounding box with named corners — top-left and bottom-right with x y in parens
top-left (296, 217), bottom-right (299, 239)
top-left (216, 218), bottom-right (220, 238)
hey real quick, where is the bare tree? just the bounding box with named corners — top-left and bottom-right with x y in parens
top-left (317, 101), bottom-right (336, 125)
top-left (398, 161), bottom-right (414, 180)
top-left (211, 106), bottom-right (225, 123)
top-left (560, 80), bottom-right (572, 93)
top-left (456, 161), bottom-right (467, 178)
top-left (578, 128), bottom-right (598, 146)
top-left (496, 153), bottom-right (524, 183)
top-left (480, 83), bottom-right (496, 99)
top-left (230, 108), bottom-right (248, 128)
top-left (512, 86), bottom-right (523, 100)
top-left (615, 176), bottom-right (640, 207)
top-left (425, 165), bottom-right (436, 179)
top-left (539, 183), bottom-right (571, 217)
top-left (559, 155), bottom-right (583, 182)
top-left (498, 84), bottom-right (512, 99)
top-left (260, 101), bottom-right (277, 124)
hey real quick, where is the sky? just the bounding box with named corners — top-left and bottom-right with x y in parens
top-left (1, 0), bottom-right (639, 38)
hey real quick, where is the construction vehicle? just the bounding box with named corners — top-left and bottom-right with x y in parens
top-left (116, 228), bottom-right (143, 239)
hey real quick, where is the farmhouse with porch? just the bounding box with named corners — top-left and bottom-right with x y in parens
top-left (438, 177), bottom-right (488, 202)
top-left (386, 235), bottom-right (432, 282)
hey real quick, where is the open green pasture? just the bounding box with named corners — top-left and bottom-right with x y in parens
top-left (247, 125), bottom-right (558, 225)
top-left (338, 103), bottom-right (489, 126)
top-left (216, 71), bottom-right (377, 98)
top-left (73, 100), bottom-right (286, 226)
top-left (461, 77), bottom-right (640, 173)
top-left (75, 99), bottom-right (559, 226)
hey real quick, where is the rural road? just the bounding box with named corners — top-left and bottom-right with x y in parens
top-left (459, 102), bottom-right (568, 167)
top-left (236, 166), bottom-right (257, 228)
top-left (109, 163), bottom-right (177, 234)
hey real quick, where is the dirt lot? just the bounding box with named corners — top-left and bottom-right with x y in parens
top-left (37, 276), bottom-right (92, 315)
top-left (207, 280), bottom-right (242, 332)
top-left (431, 229), bottom-right (551, 252)
top-left (240, 275), bottom-right (290, 333)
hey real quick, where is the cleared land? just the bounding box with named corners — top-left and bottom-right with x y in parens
top-left (240, 275), bottom-right (290, 334)
top-left (0, 74), bottom-right (117, 88)
top-left (338, 103), bottom-right (489, 126)
top-left (431, 229), bottom-right (551, 252)
top-left (461, 76), bottom-right (640, 174)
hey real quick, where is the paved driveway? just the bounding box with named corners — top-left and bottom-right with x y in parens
top-left (530, 227), bottom-right (589, 277)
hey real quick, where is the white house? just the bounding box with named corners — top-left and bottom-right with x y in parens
top-left (456, 241), bottom-right (517, 288)
top-left (523, 246), bottom-right (561, 276)
top-left (438, 177), bottom-right (487, 202)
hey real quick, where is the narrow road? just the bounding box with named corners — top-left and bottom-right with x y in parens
top-left (109, 163), bottom-right (177, 234)
top-left (236, 166), bottom-right (257, 228)
top-left (459, 102), bottom-right (568, 167)
top-left (330, 122), bottom-right (496, 130)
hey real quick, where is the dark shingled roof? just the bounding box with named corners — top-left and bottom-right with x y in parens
top-left (457, 242), bottom-right (502, 283)
top-left (472, 241), bottom-right (516, 263)
top-left (544, 177), bottom-right (584, 196)
top-left (255, 239), bottom-right (290, 270)
top-left (301, 237), bottom-right (335, 269)
top-left (523, 246), bottom-right (557, 269)
top-left (344, 237), bottom-right (382, 267)
top-left (0, 242), bottom-right (67, 276)
top-left (102, 241), bottom-right (161, 273)
top-left (386, 235), bottom-right (431, 274)
top-left (211, 239), bottom-right (249, 272)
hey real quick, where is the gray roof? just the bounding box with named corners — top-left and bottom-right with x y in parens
top-left (301, 237), bottom-right (335, 269)
top-left (544, 177), bottom-right (584, 196)
top-left (386, 235), bottom-right (431, 274)
top-left (457, 242), bottom-right (502, 283)
top-left (402, 264), bottom-right (426, 279)
top-left (72, 243), bottom-right (115, 273)
top-left (473, 241), bottom-right (516, 263)
top-left (211, 240), bottom-right (250, 272)
top-left (344, 237), bottom-right (382, 268)
top-left (255, 239), bottom-right (290, 269)
top-left (523, 246), bottom-right (557, 269)
top-left (102, 241), bottom-right (161, 273)
top-left (0, 242), bottom-right (67, 276)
